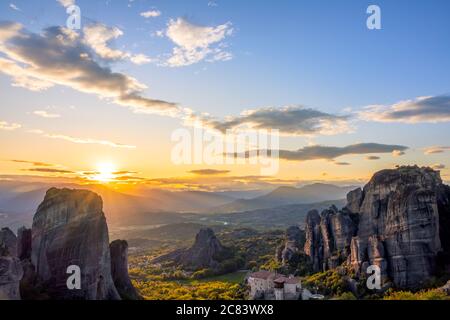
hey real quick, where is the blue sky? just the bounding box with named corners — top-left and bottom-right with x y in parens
top-left (0, 0), bottom-right (449, 187)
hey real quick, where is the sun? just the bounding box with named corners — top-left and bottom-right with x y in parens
top-left (94, 162), bottom-right (117, 183)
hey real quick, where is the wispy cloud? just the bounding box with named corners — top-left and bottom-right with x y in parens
top-left (423, 146), bottom-right (450, 154)
top-left (9, 3), bottom-right (21, 11)
top-left (57, 0), bottom-right (75, 8)
top-left (140, 10), bottom-right (161, 18)
top-left (365, 155), bottom-right (380, 160)
top-left (164, 18), bottom-right (233, 67)
top-left (33, 110), bottom-right (61, 118)
top-left (229, 143), bottom-right (408, 162)
top-left (189, 169), bottom-right (231, 175)
top-left (334, 161), bottom-right (351, 166)
top-left (359, 95), bottom-right (450, 123)
top-left (392, 150), bottom-right (405, 157)
top-left (190, 106), bottom-right (351, 136)
top-left (23, 168), bottom-right (73, 174)
top-left (29, 129), bottom-right (136, 149)
top-left (83, 23), bottom-right (152, 65)
top-left (0, 120), bottom-right (21, 130)
top-left (10, 159), bottom-right (55, 167)
top-left (0, 22), bottom-right (178, 116)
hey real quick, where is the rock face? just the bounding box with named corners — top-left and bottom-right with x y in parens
top-left (31, 188), bottom-right (120, 300)
top-left (304, 206), bottom-right (356, 272)
top-left (304, 166), bottom-right (450, 289)
top-left (0, 228), bottom-right (17, 257)
top-left (179, 228), bottom-right (227, 269)
top-left (277, 226), bottom-right (303, 265)
top-left (153, 228), bottom-right (231, 270)
top-left (17, 227), bottom-right (32, 261)
top-left (110, 240), bottom-right (141, 300)
top-left (304, 210), bottom-right (322, 271)
top-left (0, 228), bottom-right (23, 300)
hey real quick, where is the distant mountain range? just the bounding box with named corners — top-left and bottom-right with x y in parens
top-left (210, 183), bottom-right (357, 213)
top-left (0, 180), bottom-right (357, 229)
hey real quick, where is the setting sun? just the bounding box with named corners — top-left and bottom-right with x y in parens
top-left (94, 162), bottom-right (117, 183)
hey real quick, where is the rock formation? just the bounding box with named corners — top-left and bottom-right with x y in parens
top-left (0, 227), bottom-right (17, 257)
top-left (31, 188), bottom-right (120, 300)
top-left (179, 228), bottom-right (230, 269)
top-left (110, 240), bottom-right (141, 300)
top-left (153, 228), bottom-right (232, 270)
top-left (277, 226), bottom-right (304, 265)
top-left (0, 228), bottom-right (23, 300)
top-left (304, 166), bottom-right (450, 289)
top-left (304, 206), bottom-right (356, 272)
top-left (17, 227), bottom-right (32, 261)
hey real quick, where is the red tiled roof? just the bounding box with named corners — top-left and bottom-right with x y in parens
top-left (274, 276), bottom-right (300, 284)
top-left (249, 271), bottom-right (275, 280)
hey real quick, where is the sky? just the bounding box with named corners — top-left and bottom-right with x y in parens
top-left (0, 0), bottom-right (449, 190)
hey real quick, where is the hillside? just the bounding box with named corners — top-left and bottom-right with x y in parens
top-left (210, 183), bottom-right (357, 213)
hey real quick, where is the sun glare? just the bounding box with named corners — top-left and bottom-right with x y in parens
top-left (94, 162), bottom-right (116, 183)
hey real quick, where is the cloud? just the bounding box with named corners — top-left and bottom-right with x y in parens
top-left (230, 143), bottom-right (408, 162)
top-left (0, 120), bottom-right (21, 130)
top-left (334, 162), bottom-right (351, 166)
top-left (365, 156), bottom-right (380, 160)
top-left (359, 95), bottom-right (450, 123)
top-left (112, 170), bottom-right (138, 175)
top-left (57, 0), bottom-right (75, 8)
top-left (129, 53), bottom-right (152, 65)
top-left (189, 169), bottom-right (231, 175)
top-left (432, 164), bottom-right (445, 170)
top-left (83, 24), bottom-right (152, 65)
top-left (191, 106), bottom-right (351, 136)
top-left (9, 3), bottom-right (21, 11)
top-left (10, 160), bottom-right (55, 167)
top-left (392, 150), bottom-right (405, 157)
top-left (23, 168), bottom-right (73, 174)
top-left (140, 10), bottom-right (161, 18)
top-left (33, 110), bottom-right (61, 118)
top-left (164, 18), bottom-right (233, 67)
top-left (0, 22), bottom-right (178, 116)
top-left (424, 146), bottom-right (450, 154)
top-left (114, 175), bottom-right (146, 181)
top-left (29, 129), bottom-right (136, 149)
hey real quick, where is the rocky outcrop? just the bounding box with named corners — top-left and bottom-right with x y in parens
top-left (304, 207), bottom-right (356, 272)
top-left (304, 210), bottom-right (322, 271)
top-left (345, 188), bottom-right (363, 214)
top-left (31, 188), bottom-right (120, 300)
top-left (17, 227), bottom-right (32, 261)
top-left (277, 226), bottom-right (303, 265)
top-left (110, 240), bottom-right (141, 300)
top-left (179, 228), bottom-right (228, 269)
top-left (0, 228), bottom-right (23, 300)
top-left (0, 228), bottom-right (17, 257)
top-left (153, 228), bottom-right (232, 270)
top-left (304, 166), bottom-right (450, 289)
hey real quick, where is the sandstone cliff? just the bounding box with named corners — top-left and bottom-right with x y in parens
top-left (110, 240), bottom-right (141, 300)
top-left (0, 228), bottom-right (23, 300)
top-left (276, 226), bottom-right (304, 265)
top-left (31, 188), bottom-right (120, 299)
top-left (152, 228), bottom-right (232, 270)
top-left (303, 166), bottom-right (450, 289)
